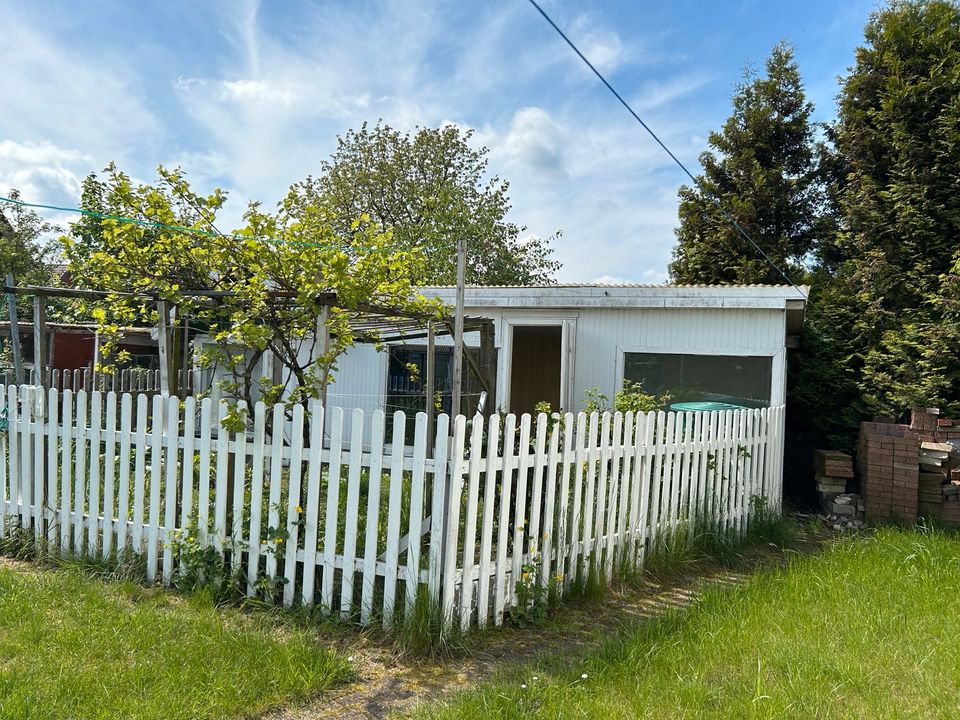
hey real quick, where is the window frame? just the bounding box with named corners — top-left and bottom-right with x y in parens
top-left (615, 345), bottom-right (785, 408)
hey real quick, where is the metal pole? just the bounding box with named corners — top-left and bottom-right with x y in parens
top-left (451, 234), bottom-right (466, 419)
top-left (4, 274), bottom-right (23, 385)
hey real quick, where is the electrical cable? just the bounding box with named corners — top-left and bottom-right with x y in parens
top-left (524, 0), bottom-right (810, 302)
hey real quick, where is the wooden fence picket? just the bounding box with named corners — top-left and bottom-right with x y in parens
top-left (567, 411), bottom-right (588, 587)
top-left (403, 412), bottom-right (429, 619)
top-left (264, 403), bottom-right (286, 592)
top-left (339, 408), bottom-right (365, 618)
top-left (381, 411), bottom-right (404, 624)
top-left (492, 413), bottom-right (516, 624)
top-left (459, 416), bottom-right (485, 630)
top-left (476, 413), bottom-right (500, 627)
top-left (45, 388), bottom-right (60, 544)
top-left (301, 403), bottom-right (326, 606)
top-left (100, 392), bottom-right (116, 554)
top-left (0, 382), bottom-right (786, 634)
top-left (359, 409), bottom-right (385, 625)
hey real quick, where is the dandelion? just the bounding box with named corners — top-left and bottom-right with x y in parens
top-left (274, 537), bottom-right (284, 544)
top-left (295, 505), bottom-right (303, 514)
top-left (348, 655), bottom-right (354, 662)
top-left (581, 673), bottom-right (588, 679)
top-left (532, 676), bottom-right (539, 681)
top-left (554, 573), bottom-right (563, 583)
top-left (520, 683), bottom-right (527, 689)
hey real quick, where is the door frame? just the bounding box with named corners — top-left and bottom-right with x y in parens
top-left (501, 315), bottom-right (578, 413)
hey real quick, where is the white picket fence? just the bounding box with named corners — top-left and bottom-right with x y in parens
top-left (0, 384), bottom-right (784, 631)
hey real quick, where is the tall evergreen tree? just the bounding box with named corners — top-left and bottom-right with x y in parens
top-left (670, 43), bottom-right (827, 285)
top-left (793, 0), bottom-right (960, 438)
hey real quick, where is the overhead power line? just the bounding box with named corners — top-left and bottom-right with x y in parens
top-left (524, 0), bottom-right (809, 300)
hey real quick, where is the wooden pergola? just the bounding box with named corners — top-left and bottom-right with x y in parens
top-left (1, 279), bottom-right (497, 431)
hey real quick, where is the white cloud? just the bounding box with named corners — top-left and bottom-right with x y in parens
top-left (579, 28), bottom-right (629, 74)
top-left (0, 140), bottom-right (91, 205)
top-left (633, 75), bottom-right (712, 113)
top-left (591, 274), bottom-right (628, 285)
top-left (0, 8), bottom-right (162, 171)
top-left (220, 79), bottom-right (297, 105)
top-left (494, 107), bottom-right (567, 178)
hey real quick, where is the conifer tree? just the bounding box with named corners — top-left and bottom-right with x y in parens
top-left (670, 43), bottom-right (826, 285)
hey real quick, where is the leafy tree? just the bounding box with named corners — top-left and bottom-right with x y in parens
top-left (62, 164), bottom-right (442, 431)
top-left (0, 189), bottom-right (59, 303)
top-left (669, 43), bottom-right (828, 285)
top-left (311, 122), bottom-right (561, 285)
top-left (790, 0), bottom-right (960, 444)
top-left (827, 0), bottom-right (960, 417)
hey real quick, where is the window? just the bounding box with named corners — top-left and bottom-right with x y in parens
top-left (386, 345), bottom-right (490, 441)
top-left (623, 352), bottom-right (772, 408)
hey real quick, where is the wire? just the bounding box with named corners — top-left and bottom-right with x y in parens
top-left (524, 0), bottom-right (809, 301)
top-left (0, 194), bottom-right (400, 254)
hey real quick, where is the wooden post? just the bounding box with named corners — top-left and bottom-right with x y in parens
top-left (452, 235), bottom-right (466, 419)
top-left (4, 274), bottom-right (23, 385)
top-left (32, 295), bottom-right (47, 393)
top-left (316, 304), bottom-right (330, 409)
top-left (479, 320), bottom-right (496, 416)
top-left (157, 300), bottom-right (176, 397)
top-left (425, 321), bottom-right (436, 455)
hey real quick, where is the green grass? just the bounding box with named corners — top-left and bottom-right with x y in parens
top-left (0, 563), bottom-right (351, 720)
top-left (411, 527), bottom-right (960, 719)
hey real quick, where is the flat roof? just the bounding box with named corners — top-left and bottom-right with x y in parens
top-left (421, 284), bottom-right (809, 311)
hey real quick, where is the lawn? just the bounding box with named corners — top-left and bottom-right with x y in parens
top-left (412, 527), bottom-right (960, 719)
top-left (0, 562), bottom-right (351, 720)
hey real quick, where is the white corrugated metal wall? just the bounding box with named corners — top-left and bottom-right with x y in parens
top-left (320, 305), bottom-right (788, 422)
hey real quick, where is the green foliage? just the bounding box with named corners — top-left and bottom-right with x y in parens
top-left (670, 43), bottom-right (828, 285)
top-left (789, 0), bottom-right (960, 443)
top-left (314, 121), bottom-right (561, 285)
top-left (583, 380), bottom-right (670, 414)
top-left (508, 553), bottom-right (562, 629)
top-left (392, 583), bottom-right (470, 659)
top-left (0, 189), bottom-right (66, 327)
top-left (168, 523), bottom-right (242, 603)
top-left (62, 164), bottom-right (444, 425)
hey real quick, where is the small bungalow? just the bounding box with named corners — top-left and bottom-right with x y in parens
top-left (326, 284), bottom-right (808, 423)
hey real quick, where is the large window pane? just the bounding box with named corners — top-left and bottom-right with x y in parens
top-left (623, 352), bottom-right (772, 408)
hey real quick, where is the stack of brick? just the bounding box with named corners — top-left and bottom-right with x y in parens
top-left (914, 437), bottom-right (960, 527)
top-left (858, 421), bottom-right (919, 524)
top-left (814, 449), bottom-right (856, 514)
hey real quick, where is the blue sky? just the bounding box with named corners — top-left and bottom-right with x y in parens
top-left (1, 0), bottom-right (876, 283)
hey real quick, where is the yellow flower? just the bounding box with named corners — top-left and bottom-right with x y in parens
top-left (554, 573), bottom-right (563, 583)
top-left (295, 505), bottom-right (303, 514)
top-left (274, 537), bottom-right (284, 544)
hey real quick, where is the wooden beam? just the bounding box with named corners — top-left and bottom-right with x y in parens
top-left (425, 321), bottom-right (435, 454)
top-left (479, 320), bottom-right (496, 416)
top-left (4, 274), bottom-right (23, 385)
top-left (316, 305), bottom-right (330, 409)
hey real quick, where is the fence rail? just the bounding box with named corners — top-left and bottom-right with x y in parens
top-left (0, 384), bottom-right (784, 630)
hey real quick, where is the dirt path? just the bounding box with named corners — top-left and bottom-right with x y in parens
top-left (266, 528), bottom-right (830, 720)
